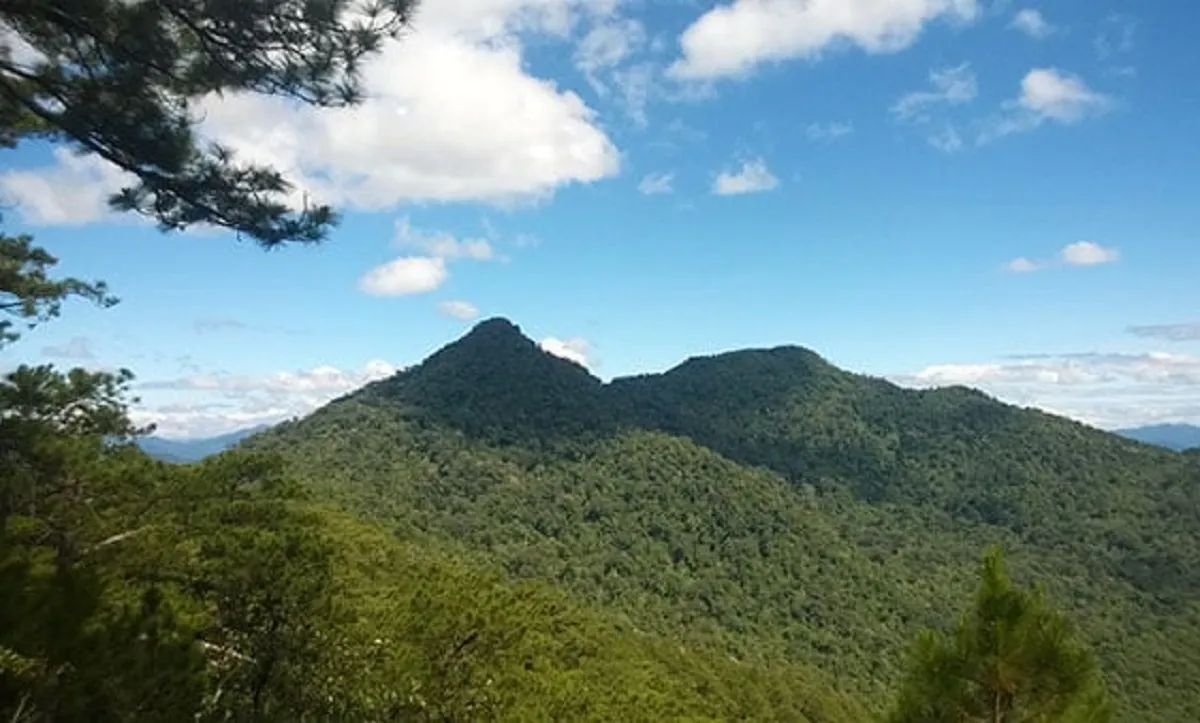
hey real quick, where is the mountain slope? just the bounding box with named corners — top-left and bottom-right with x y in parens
top-left (249, 318), bottom-right (1200, 721)
top-left (1116, 423), bottom-right (1200, 451)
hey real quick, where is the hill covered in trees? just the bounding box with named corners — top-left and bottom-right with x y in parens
top-left (248, 318), bottom-right (1200, 722)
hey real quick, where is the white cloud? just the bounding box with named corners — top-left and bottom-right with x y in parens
top-left (668, 0), bottom-right (979, 81)
top-left (638, 172), bottom-right (674, 195)
top-left (438, 300), bottom-right (481, 320)
top-left (539, 336), bottom-right (592, 368)
top-left (713, 158), bottom-right (779, 195)
top-left (609, 61), bottom-right (658, 126)
top-left (1003, 256), bottom-right (1041, 273)
top-left (3, 0), bottom-right (622, 226)
top-left (1060, 240), bottom-right (1119, 266)
top-left (891, 63), bottom-right (977, 122)
top-left (394, 217), bottom-right (496, 261)
top-left (575, 16), bottom-right (645, 76)
top-left (41, 336), bottom-right (96, 361)
top-left (1002, 241), bottom-right (1119, 273)
top-left (1010, 9), bottom-right (1053, 39)
top-left (358, 257), bottom-right (448, 296)
top-left (0, 21), bottom-right (45, 66)
top-left (894, 351), bottom-right (1200, 428)
top-left (805, 121), bottom-right (854, 142)
top-left (0, 148), bottom-right (136, 225)
top-left (980, 68), bottom-right (1111, 142)
top-left (359, 218), bottom-right (503, 299)
top-left (134, 359), bottom-right (402, 437)
top-left (1018, 68), bottom-right (1111, 122)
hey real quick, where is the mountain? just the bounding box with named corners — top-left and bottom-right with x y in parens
top-left (138, 424), bottom-right (270, 462)
top-left (1116, 423), bottom-right (1200, 451)
top-left (248, 318), bottom-right (1200, 721)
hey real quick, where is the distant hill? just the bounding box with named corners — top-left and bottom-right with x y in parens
top-left (1116, 423), bottom-right (1200, 451)
top-left (248, 318), bottom-right (1200, 721)
top-left (138, 424), bottom-right (270, 462)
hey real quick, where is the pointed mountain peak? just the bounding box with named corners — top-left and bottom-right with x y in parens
top-left (361, 317), bottom-right (608, 446)
top-left (464, 316), bottom-right (526, 341)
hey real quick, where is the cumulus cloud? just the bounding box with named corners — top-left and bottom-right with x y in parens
top-left (1127, 322), bottom-right (1200, 342)
top-left (2, 0), bottom-right (622, 226)
top-left (805, 121), bottom-right (854, 142)
top-left (134, 359), bottom-right (402, 437)
top-left (1018, 69), bottom-right (1112, 121)
top-left (438, 300), bottom-right (481, 320)
top-left (1002, 241), bottom-right (1119, 272)
top-left (539, 336), bottom-right (592, 368)
top-left (980, 68), bottom-right (1111, 142)
top-left (41, 336), bottom-right (96, 361)
top-left (893, 351), bottom-right (1200, 428)
top-left (712, 158), bottom-right (779, 195)
top-left (891, 63), bottom-right (978, 122)
top-left (638, 172), bottom-right (675, 195)
top-left (360, 218), bottom-right (504, 298)
top-left (668, 0), bottom-right (979, 80)
top-left (1060, 240), bottom-right (1119, 266)
top-left (1003, 257), bottom-right (1041, 274)
top-left (358, 257), bottom-right (449, 296)
top-left (1009, 9), bottom-right (1053, 39)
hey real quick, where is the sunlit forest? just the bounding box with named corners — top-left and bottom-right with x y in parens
top-left (3, 1), bottom-right (1197, 721)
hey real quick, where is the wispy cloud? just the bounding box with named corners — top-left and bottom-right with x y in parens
top-left (928, 126), bottom-right (965, 153)
top-left (891, 64), bottom-right (977, 123)
top-left (193, 318), bottom-right (305, 335)
top-left (437, 300), bottom-right (480, 320)
top-left (638, 172), bottom-right (675, 195)
top-left (41, 336), bottom-right (95, 361)
top-left (805, 121), bottom-right (853, 142)
top-left (1127, 322), bottom-right (1200, 342)
top-left (1003, 241), bottom-right (1120, 273)
top-left (393, 217), bottom-right (496, 262)
top-left (1095, 14), bottom-right (1136, 60)
top-left (1009, 9), bottom-right (1054, 39)
top-left (1003, 257), bottom-right (1042, 274)
top-left (712, 158), bottom-right (779, 196)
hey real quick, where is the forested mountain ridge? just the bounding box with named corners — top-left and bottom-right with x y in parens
top-left (248, 318), bottom-right (1200, 721)
top-left (1116, 423), bottom-right (1200, 452)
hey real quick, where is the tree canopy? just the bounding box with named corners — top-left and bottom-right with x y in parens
top-left (1, 0), bottom-right (415, 246)
top-left (887, 548), bottom-right (1112, 723)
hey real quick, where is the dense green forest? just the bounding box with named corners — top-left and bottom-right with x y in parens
top-left (248, 318), bottom-right (1200, 721)
top-left (3, 2), bottom-right (1197, 720)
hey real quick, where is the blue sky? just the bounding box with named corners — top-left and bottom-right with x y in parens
top-left (2, 0), bottom-right (1198, 436)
